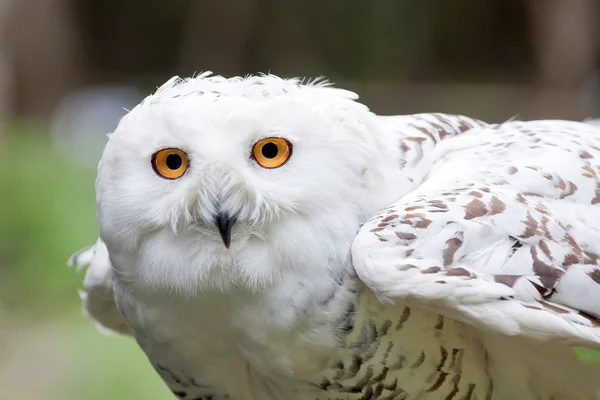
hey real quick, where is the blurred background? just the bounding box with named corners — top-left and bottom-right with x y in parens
top-left (1, 1), bottom-right (600, 399)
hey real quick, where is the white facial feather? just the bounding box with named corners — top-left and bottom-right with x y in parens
top-left (96, 72), bottom-right (403, 294)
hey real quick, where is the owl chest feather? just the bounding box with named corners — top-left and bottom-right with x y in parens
top-left (115, 275), bottom-right (350, 398)
top-left (114, 273), bottom-right (499, 400)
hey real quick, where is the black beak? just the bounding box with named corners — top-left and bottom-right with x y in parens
top-left (214, 212), bottom-right (235, 249)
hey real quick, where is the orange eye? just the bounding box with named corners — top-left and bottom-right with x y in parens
top-left (152, 148), bottom-right (190, 179)
top-left (252, 137), bottom-right (292, 168)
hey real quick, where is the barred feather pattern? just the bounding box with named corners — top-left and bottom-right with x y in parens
top-left (353, 118), bottom-right (600, 399)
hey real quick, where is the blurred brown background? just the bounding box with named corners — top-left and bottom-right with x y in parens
top-left (2, 0), bottom-right (600, 126)
top-left (1, 1), bottom-right (600, 399)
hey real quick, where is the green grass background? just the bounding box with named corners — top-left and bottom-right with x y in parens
top-left (1, 127), bottom-right (599, 399)
top-left (0, 128), bottom-right (171, 399)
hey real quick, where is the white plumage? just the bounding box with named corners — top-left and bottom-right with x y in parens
top-left (71, 72), bottom-right (600, 399)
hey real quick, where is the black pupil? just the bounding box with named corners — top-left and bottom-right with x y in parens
top-left (165, 153), bottom-right (183, 170)
top-left (261, 142), bottom-right (279, 159)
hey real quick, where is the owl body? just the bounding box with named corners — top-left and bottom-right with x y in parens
top-left (72, 73), bottom-right (600, 400)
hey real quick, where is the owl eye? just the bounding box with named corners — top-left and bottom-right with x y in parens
top-left (252, 137), bottom-right (292, 168)
top-left (152, 148), bottom-right (190, 179)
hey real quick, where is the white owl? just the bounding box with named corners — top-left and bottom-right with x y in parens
top-left (69, 72), bottom-right (600, 400)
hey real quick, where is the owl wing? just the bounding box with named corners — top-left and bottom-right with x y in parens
top-left (68, 238), bottom-right (131, 335)
top-left (353, 118), bottom-right (600, 349)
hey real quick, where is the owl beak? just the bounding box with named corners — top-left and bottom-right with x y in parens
top-left (214, 212), bottom-right (235, 249)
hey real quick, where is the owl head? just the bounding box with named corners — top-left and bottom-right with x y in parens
top-left (97, 73), bottom-right (403, 294)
